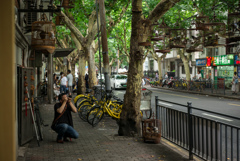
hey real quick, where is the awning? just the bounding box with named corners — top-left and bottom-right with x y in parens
top-left (53, 48), bottom-right (75, 57)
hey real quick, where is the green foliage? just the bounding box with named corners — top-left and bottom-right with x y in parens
top-left (54, 0), bottom-right (238, 68)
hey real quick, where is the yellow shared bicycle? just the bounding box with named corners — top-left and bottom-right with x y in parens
top-left (87, 93), bottom-right (123, 126)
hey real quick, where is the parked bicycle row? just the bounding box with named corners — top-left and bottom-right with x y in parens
top-left (146, 78), bottom-right (229, 93)
top-left (73, 86), bottom-right (152, 127)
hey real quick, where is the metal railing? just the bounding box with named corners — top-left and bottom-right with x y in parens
top-left (143, 70), bottom-right (159, 78)
top-left (155, 96), bottom-right (240, 161)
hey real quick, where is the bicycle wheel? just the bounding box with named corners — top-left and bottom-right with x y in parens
top-left (91, 107), bottom-right (104, 127)
top-left (79, 104), bottom-right (93, 121)
top-left (75, 96), bottom-right (89, 108)
top-left (36, 112), bottom-right (43, 141)
top-left (87, 106), bottom-right (100, 125)
top-left (78, 99), bottom-right (92, 110)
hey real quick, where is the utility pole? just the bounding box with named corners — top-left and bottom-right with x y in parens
top-left (99, 0), bottom-right (111, 92)
top-left (117, 50), bottom-right (119, 74)
top-left (47, 54), bottom-right (53, 104)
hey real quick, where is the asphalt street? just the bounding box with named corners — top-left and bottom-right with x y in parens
top-left (113, 86), bottom-right (240, 128)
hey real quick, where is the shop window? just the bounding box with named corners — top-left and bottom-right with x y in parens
top-left (182, 66), bottom-right (192, 74)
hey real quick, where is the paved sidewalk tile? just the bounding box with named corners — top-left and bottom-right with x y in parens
top-left (22, 101), bottom-right (189, 161)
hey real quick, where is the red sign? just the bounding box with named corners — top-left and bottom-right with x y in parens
top-left (206, 57), bottom-right (212, 66)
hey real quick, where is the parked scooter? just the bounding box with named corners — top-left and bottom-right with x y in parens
top-left (162, 79), bottom-right (168, 87)
top-left (167, 77), bottom-right (174, 88)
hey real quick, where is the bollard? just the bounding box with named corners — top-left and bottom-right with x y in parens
top-left (211, 80), bottom-right (213, 94)
top-left (224, 79), bottom-right (225, 95)
top-left (155, 96), bottom-right (159, 120)
top-left (187, 101), bottom-right (193, 160)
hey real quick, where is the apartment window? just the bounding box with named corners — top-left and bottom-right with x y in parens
top-left (170, 61), bottom-right (175, 72)
top-left (150, 60), bottom-right (154, 71)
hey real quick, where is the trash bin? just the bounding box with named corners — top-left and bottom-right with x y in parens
top-left (142, 119), bottom-right (161, 144)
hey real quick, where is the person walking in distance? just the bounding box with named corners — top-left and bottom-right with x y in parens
top-left (60, 72), bottom-right (68, 94)
top-left (232, 72), bottom-right (239, 95)
top-left (85, 73), bottom-right (89, 89)
top-left (51, 93), bottom-right (79, 143)
top-left (155, 72), bottom-right (159, 81)
top-left (162, 72), bottom-right (168, 87)
top-left (67, 70), bottom-right (73, 96)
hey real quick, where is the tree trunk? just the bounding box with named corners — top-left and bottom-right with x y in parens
top-left (68, 60), bottom-right (71, 71)
top-left (118, 0), bottom-right (147, 136)
top-left (77, 52), bottom-right (86, 95)
top-left (86, 45), bottom-right (97, 89)
top-left (183, 59), bottom-right (190, 81)
top-left (99, 0), bottom-right (111, 92)
top-left (179, 49), bottom-right (190, 81)
top-left (71, 62), bottom-right (76, 82)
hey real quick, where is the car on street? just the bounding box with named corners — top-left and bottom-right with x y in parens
top-left (110, 74), bottom-right (127, 89)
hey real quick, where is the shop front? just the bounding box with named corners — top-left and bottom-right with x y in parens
top-left (196, 58), bottom-right (211, 79)
top-left (234, 55), bottom-right (240, 78)
top-left (212, 54), bottom-right (234, 88)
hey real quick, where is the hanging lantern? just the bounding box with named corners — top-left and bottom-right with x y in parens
top-left (155, 36), bottom-right (170, 53)
top-left (227, 6), bottom-right (240, 43)
top-left (201, 5), bottom-right (226, 48)
top-left (150, 21), bottom-right (164, 41)
top-left (55, 15), bottom-right (64, 26)
top-left (186, 29), bottom-right (204, 53)
top-left (169, 29), bottom-right (187, 49)
top-left (203, 22), bottom-right (226, 48)
top-left (62, 0), bottom-right (74, 9)
top-left (31, 14), bottom-right (56, 54)
top-left (195, 16), bottom-right (210, 31)
top-left (158, 19), bottom-right (171, 37)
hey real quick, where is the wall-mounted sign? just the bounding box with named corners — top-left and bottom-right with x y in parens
top-left (213, 54), bottom-right (234, 66)
top-left (196, 58), bottom-right (207, 66)
top-left (206, 57), bottom-right (212, 66)
top-left (227, 54), bottom-right (234, 60)
top-left (234, 55), bottom-right (240, 65)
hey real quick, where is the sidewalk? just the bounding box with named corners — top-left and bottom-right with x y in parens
top-left (18, 100), bottom-right (189, 161)
top-left (150, 85), bottom-right (240, 100)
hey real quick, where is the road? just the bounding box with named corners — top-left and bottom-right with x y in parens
top-left (113, 86), bottom-right (240, 127)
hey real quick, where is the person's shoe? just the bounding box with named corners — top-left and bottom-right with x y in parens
top-left (56, 139), bottom-right (64, 143)
top-left (63, 137), bottom-right (70, 142)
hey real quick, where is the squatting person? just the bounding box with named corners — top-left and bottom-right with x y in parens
top-left (51, 93), bottom-right (79, 143)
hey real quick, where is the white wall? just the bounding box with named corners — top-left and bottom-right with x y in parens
top-left (154, 60), bottom-right (158, 71)
top-left (143, 57), bottom-right (149, 71)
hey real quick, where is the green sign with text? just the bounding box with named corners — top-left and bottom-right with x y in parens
top-left (213, 55), bottom-right (234, 66)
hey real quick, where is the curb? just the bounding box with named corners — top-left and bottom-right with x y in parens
top-left (150, 86), bottom-right (240, 100)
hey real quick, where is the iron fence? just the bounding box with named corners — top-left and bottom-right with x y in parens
top-left (155, 96), bottom-right (240, 161)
